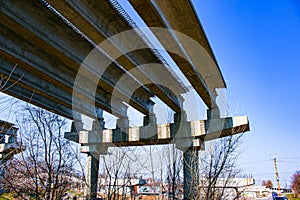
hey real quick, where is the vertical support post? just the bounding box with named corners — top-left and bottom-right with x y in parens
top-left (85, 153), bottom-right (99, 200)
top-left (84, 108), bottom-right (104, 199)
top-left (183, 147), bottom-right (199, 200)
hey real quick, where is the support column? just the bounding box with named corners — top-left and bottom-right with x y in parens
top-left (85, 153), bottom-right (99, 200)
top-left (183, 147), bottom-right (199, 200)
top-left (84, 108), bottom-right (104, 199)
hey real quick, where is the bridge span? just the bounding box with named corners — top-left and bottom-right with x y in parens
top-left (0, 1), bottom-right (249, 199)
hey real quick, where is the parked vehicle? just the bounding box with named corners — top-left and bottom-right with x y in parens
top-left (273, 196), bottom-right (288, 200)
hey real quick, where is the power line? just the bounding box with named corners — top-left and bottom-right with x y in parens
top-left (254, 172), bottom-right (293, 175)
top-left (239, 159), bottom-right (272, 165)
top-left (240, 159), bottom-right (300, 165)
top-left (277, 160), bottom-right (300, 164)
top-left (278, 157), bottom-right (300, 160)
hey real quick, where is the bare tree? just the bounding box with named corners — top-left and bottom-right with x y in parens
top-left (292, 171), bottom-right (300, 197)
top-left (198, 135), bottom-right (243, 200)
top-left (164, 144), bottom-right (183, 199)
top-left (158, 108), bottom-right (184, 199)
top-left (0, 65), bottom-right (24, 197)
top-left (101, 147), bottom-right (142, 200)
top-left (143, 145), bottom-right (159, 198)
top-left (1, 106), bottom-right (85, 199)
top-left (262, 180), bottom-right (273, 189)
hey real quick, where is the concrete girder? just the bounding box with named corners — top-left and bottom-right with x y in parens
top-left (0, 57), bottom-right (76, 118)
top-left (129, 0), bottom-right (226, 109)
top-left (0, 0), bottom-right (154, 116)
top-left (0, 25), bottom-right (128, 118)
top-left (47, 0), bottom-right (185, 112)
top-left (1, 79), bottom-right (74, 120)
top-left (0, 56), bottom-right (127, 120)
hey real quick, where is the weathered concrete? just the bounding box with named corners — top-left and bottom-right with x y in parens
top-left (66, 116), bottom-right (249, 148)
top-left (85, 153), bottom-right (99, 199)
top-left (81, 109), bottom-right (107, 199)
top-left (129, 0), bottom-right (226, 109)
top-left (0, 1), bottom-right (250, 199)
top-left (183, 148), bottom-right (199, 199)
top-left (0, 0), bottom-right (154, 117)
top-left (68, 113), bottom-right (249, 199)
top-left (47, 0), bottom-right (186, 113)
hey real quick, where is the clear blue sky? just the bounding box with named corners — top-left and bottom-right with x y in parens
top-left (193, 0), bottom-right (300, 186)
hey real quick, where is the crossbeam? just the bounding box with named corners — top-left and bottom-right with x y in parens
top-left (65, 116), bottom-right (249, 151)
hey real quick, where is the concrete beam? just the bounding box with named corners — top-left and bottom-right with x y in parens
top-left (0, 25), bottom-right (127, 118)
top-left (129, 0), bottom-right (226, 108)
top-left (48, 0), bottom-right (186, 112)
top-left (0, 55), bottom-right (111, 118)
top-left (0, 0), bottom-right (154, 116)
top-left (1, 79), bottom-right (73, 119)
top-left (80, 145), bottom-right (108, 155)
top-left (70, 116), bottom-right (249, 148)
top-left (203, 115), bottom-right (250, 141)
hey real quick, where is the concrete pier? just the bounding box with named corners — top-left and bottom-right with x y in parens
top-left (85, 153), bottom-right (100, 199)
top-left (183, 148), bottom-right (199, 199)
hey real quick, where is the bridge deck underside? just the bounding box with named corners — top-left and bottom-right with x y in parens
top-left (129, 0), bottom-right (227, 108)
top-left (0, 0), bottom-right (192, 119)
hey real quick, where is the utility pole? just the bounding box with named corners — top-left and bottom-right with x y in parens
top-left (268, 152), bottom-right (281, 196)
top-left (273, 157), bottom-right (281, 196)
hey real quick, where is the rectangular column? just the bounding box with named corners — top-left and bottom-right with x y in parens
top-left (85, 153), bottom-right (99, 199)
top-left (85, 108), bottom-right (103, 199)
top-left (183, 148), bottom-right (199, 200)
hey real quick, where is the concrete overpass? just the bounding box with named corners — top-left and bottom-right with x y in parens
top-left (129, 0), bottom-right (226, 109)
top-left (0, 0), bottom-right (249, 199)
top-left (0, 0), bottom-right (186, 119)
